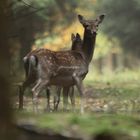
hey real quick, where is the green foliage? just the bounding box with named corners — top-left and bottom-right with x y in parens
top-left (12, 0), bottom-right (79, 34)
top-left (95, 33), bottom-right (121, 59)
top-left (95, 0), bottom-right (140, 56)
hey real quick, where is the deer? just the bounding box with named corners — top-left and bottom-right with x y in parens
top-left (54, 14), bottom-right (106, 112)
top-left (24, 14), bottom-right (105, 114)
top-left (53, 33), bottom-right (83, 111)
top-left (18, 33), bottom-right (82, 112)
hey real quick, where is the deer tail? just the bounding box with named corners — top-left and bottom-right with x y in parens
top-left (28, 55), bottom-right (38, 77)
top-left (23, 56), bottom-right (29, 78)
top-left (23, 55), bottom-right (38, 78)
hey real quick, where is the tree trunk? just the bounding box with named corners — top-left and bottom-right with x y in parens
top-left (0, 0), bottom-right (15, 139)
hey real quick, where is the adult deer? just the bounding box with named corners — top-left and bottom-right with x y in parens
top-left (18, 33), bottom-right (82, 111)
top-left (27, 14), bottom-right (105, 114)
top-left (56, 14), bottom-right (106, 112)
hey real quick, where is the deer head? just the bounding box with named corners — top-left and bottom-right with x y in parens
top-left (71, 33), bottom-right (81, 42)
top-left (71, 33), bottom-right (82, 51)
top-left (78, 14), bottom-right (105, 34)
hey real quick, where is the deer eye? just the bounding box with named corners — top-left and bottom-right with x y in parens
top-left (84, 22), bottom-right (90, 26)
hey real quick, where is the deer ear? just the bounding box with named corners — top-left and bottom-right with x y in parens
top-left (78, 15), bottom-right (84, 23)
top-left (71, 33), bottom-right (75, 41)
top-left (98, 14), bottom-right (105, 23)
top-left (76, 33), bottom-right (81, 39)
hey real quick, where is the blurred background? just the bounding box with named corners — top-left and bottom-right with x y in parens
top-left (8, 0), bottom-right (140, 83)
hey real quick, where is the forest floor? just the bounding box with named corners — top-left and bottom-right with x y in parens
top-left (13, 76), bottom-right (140, 140)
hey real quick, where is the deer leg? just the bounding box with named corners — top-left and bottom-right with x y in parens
top-left (31, 79), bottom-right (42, 113)
top-left (54, 87), bottom-right (61, 111)
top-left (32, 79), bottom-right (49, 113)
top-left (19, 85), bottom-right (24, 110)
top-left (69, 86), bottom-right (75, 111)
top-left (73, 74), bottom-right (84, 114)
top-left (45, 88), bottom-right (50, 112)
top-left (19, 82), bottom-right (27, 110)
top-left (63, 87), bottom-right (69, 111)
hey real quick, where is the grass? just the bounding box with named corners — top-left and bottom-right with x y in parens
top-left (85, 68), bottom-right (140, 86)
top-left (14, 69), bottom-right (140, 139)
top-left (16, 112), bottom-right (140, 139)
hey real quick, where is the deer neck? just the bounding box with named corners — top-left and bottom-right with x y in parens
top-left (71, 41), bottom-right (78, 50)
top-left (82, 29), bottom-right (96, 63)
